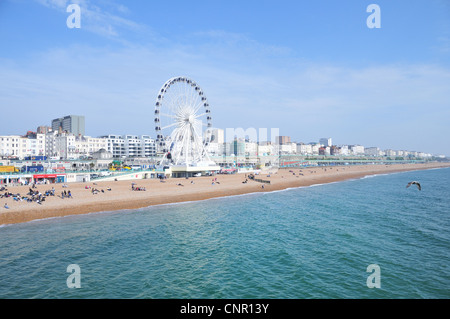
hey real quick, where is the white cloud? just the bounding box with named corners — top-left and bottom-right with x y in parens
top-left (34, 0), bottom-right (152, 39)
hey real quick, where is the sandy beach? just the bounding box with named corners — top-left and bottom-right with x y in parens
top-left (1, 162), bottom-right (449, 226)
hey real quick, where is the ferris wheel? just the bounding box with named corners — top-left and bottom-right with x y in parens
top-left (154, 76), bottom-right (213, 166)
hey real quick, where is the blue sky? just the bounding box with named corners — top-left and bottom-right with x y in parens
top-left (1, 0), bottom-right (449, 155)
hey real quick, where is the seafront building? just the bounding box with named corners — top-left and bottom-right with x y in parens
top-left (0, 134), bottom-right (45, 158)
top-left (258, 142), bottom-right (275, 156)
top-left (53, 134), bottom-right (108, 159)
top-left (51, 115), bottom-right (85, 136)
top-left (365, 147), bottom-right (384, 156)
top-left (100, 135), bottom-right (157, 159)
top-left (276, 136), bottom-right (291, 145)
top-left (319, 137), bottom-right (332, 147)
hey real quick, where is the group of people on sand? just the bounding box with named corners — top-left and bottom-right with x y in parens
top-left (0, 186), bottom-right (62, 207)
top-left (242, 177), bottom-right (266, 189)
top-left (131, 183), bottom-right (146, 191)
top-left (176, 180), bottom-right (196, 187)
top-left (60, 190), bottom-right (73, 199)
top-left (90, 187), bottom-right (111, 194)
top-left (85, 185), bottom-right (112, 194)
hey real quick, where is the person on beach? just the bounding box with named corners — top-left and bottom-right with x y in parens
top-left (4, 203), bottom-right (10, 209)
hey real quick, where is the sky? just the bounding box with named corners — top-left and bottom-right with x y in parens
top-left (0, 0), bottom-right (449, 155)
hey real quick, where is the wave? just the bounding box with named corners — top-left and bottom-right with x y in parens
top-left (361, 173), bottom-right (389, 179)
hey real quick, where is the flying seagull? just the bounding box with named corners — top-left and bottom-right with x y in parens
top-left (406, 181), bottom-right (421, 191)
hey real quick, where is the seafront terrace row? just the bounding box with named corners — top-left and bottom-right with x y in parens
top-left (211, 154), bottom-right (435, 167)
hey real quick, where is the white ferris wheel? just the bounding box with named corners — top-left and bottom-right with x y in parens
top-left (154, 76), bottom-right (213, 166)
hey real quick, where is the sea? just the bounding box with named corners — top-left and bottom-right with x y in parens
top-left (0, 167), bottom-right (449, 299)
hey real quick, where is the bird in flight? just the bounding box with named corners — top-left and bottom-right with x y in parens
top-left (406, 181), bottom-right (421, 191)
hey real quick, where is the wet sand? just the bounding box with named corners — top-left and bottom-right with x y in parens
top-left (1, 162), bottom-right (449, 226)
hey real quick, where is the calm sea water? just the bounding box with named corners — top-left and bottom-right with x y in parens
top-left (0, 167), bottom-right (449, 299)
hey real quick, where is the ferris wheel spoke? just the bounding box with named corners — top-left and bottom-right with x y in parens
top-left (190, 101), bottom-right (202, 115)
top-left (161, 122), bottom-right (179, 131)
top-left (193, 112), bottom-right (208, 119)
top-left (159, 112), bottom-right (177, 119)
top-left (165, 97), bottom-right (180, 115)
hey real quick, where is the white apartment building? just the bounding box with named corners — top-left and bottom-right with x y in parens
top-left (0, 135), bottom-right (23, 158)
top-left (206, 142), bottom-right (225, 156)
top-left (123, 135), bottom-right (141, 157)
top-left (258, 142), bottom-right (274, 156)
top-left (310, 143), bottom-right (321, 155)
top-left (54, 134), bottom-right (75, 159)
top-left (296, 143), bottom-right (312, 155)
top-left (125, 135), bottom-right (156, 158)
top-left (47, 133), bottom-right (108, 159)
top-left (418, 152), bottom-right (432, 158)
top-left (27, 134), bottom-right (45, 157)
top-left (45, 131), bottom-right (58, 158)
top-left (385, 149), bottom-right (397, 157)
top-left (0, 134), bottom-right (45, 159)
top-left (77, 136), bottom-right (108, 157)
top-left (101, 135), bottom-right (156, 158)
top-left (365, 147), bottom-right (382, 156)
top-left (244, 141), bottom-right (258, 156)
top-left (103, 134), bottom-right (125, 158)
top-left (278, 142), bottom-right (297, 154)
top-left (350, 145), bottom-right (365, 155)
top-left (338, 145), bottom-right (349, 156)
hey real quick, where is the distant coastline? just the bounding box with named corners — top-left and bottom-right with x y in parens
top-left (1, 162), bottom-right (450, 226)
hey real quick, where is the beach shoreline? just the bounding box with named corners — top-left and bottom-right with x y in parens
top-left (1, 162), bottom-right (449, 226)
